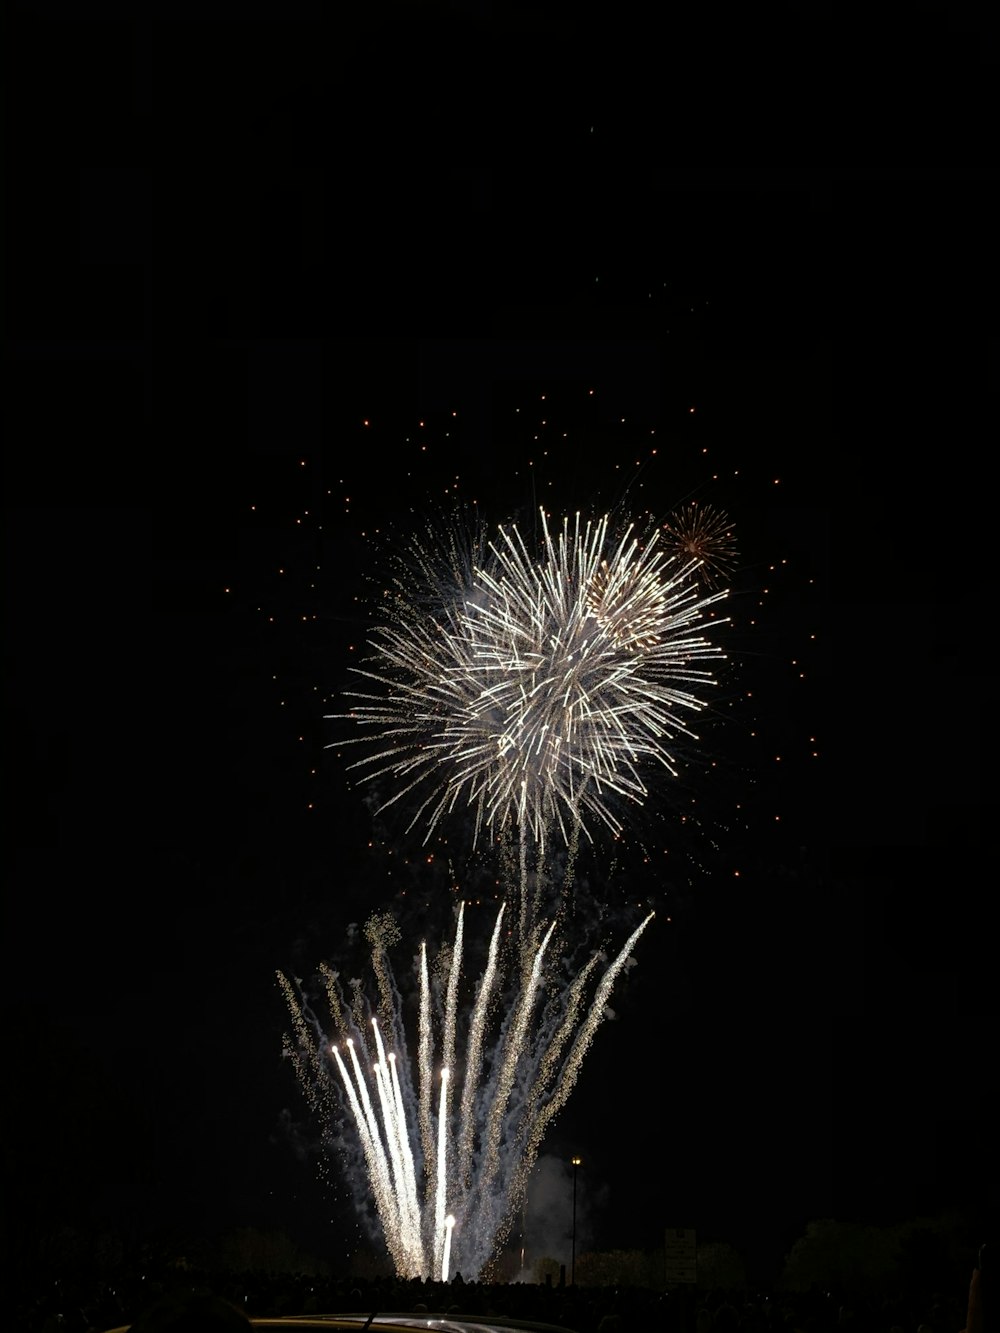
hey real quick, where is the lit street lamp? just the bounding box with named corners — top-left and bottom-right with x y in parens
top-left (571, 1157), bottom-right (582, 1285)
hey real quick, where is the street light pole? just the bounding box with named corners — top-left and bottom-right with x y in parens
top-left (571, 1157), bottom-right (582, 1285)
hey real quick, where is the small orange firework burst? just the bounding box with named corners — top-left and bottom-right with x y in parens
top-left (661, 502), bottom-right (738, 589)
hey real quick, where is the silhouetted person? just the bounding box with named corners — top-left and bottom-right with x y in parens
top-left (960, 1245), bottom-right (985, 1333)
top-left (128, 1289), bottom-right (251, 1333)
top-left (715, 1300), bottom-right (742, 1333)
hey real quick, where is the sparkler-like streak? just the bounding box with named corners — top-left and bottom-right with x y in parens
top-left (332, 506), bottom-right (729, 855)
top-left (279, 901), bottom-right (654, 1282)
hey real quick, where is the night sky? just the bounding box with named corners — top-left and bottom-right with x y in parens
top-left (3, 9), bottom-right (997, 1293)
top-left (5, 330), bottom-right (994, 1285)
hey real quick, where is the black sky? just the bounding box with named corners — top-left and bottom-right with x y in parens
top-left (5, 326), bottom-right (995, 1283)
top-left (3, 6), bottom-right (998, 1288)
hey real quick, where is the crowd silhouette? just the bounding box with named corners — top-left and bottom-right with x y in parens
top-left (20, 1243), bottom-right (986, 1333)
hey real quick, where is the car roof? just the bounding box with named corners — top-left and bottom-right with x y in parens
top-left (259, 1317), bottom-right (579, 1333)
top-left (104, 1314), bottom-right (581, 1333)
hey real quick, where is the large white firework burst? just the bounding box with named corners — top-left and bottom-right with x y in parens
top-left (333, 506), bottom-right (730, 851)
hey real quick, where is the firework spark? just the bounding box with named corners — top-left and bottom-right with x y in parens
top-left (279, 900), bottom-right (654, 1282)
top-left (332, 506), bottom-right (729, 854)
top-left (660, 502), bottom-right (738, 590)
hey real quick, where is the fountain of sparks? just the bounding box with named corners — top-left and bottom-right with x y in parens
top-left (279, 899), bottom-right (654, 1281)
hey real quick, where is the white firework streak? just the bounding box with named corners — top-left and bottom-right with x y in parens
top-left (473, 917), bottom-right (558, 1213)
top-left (279, 902), bottom-right (654, 1281)
top-left (514, 910), bottom-right (657, 1182)
top-left (457, 903), bottom-right (506, 1179)
top-left (417, 941), bottom-right (434, 1190)
top-left (332, 507), bottom-right (728, 853)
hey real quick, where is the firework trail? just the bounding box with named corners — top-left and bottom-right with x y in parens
top-left (279, 900), bottom-right (654, 1282)
top-left (332, 506), bottom-right (729, 861)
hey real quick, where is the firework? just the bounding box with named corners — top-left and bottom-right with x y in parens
top-left (279, 900), bottom-right (654, 1282)
top-left (332, 506), bottom-right (729, 855)
top-left (660, 502), bottom-right (738, 590)
top-left (283, 492), bottom-right (737, 1281)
